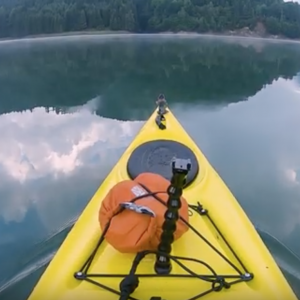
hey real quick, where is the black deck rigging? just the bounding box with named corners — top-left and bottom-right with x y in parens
top-left (74, 192), bottom-right (254, 300)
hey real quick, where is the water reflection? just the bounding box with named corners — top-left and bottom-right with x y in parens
top-left (0, 36), bottom-right (300, 299)
top-left (1, 76), bottom-right (300, 296)
top-left (174, 76), bottom-right (300, 256)
top-left (1, 35), bottom-right (300, 120)
top-left (0, 99), bottom-right (143, 287)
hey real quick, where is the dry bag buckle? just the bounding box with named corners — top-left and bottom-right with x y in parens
top-left (120, 202), bottom-right (156, 217)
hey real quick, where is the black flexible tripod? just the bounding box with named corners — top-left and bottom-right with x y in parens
top-left (154, 157), bottom-right (191, 274)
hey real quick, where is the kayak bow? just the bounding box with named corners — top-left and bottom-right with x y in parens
top-left (27, 101), bottom-right (297, 300)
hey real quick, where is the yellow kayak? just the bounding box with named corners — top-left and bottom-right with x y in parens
top-left (28, 101), bottom-right (297, 300)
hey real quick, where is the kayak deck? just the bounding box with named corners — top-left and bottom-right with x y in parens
top-left (73, 204), bottom-right (254, 300)
top-left (27, 107), bottom-right (297, 300)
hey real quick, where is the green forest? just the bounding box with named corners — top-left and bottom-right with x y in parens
top-left (0, 0), bottom-right (300, 39)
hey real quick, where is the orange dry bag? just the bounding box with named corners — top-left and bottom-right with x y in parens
top-left (98, 172), bottom-right (189, 253)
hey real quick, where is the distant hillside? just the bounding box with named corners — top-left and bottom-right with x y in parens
top-left (0, 0), bottom-right (300, 39)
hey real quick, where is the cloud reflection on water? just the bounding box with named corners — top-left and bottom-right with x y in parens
top-left (0, 97), bottom-right (143, 228)
top-left (1, 77), bottom-right (300, 243)
top-left (174, 76), bottom-right (300, 255)
top-left (0, 95), bottom-right (145, 291)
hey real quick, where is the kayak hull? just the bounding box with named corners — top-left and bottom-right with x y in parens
top-left (27, 107), bottom-right (297, 300)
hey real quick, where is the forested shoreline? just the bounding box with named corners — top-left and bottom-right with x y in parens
top-left (0, 0), bottom-right (300, 39)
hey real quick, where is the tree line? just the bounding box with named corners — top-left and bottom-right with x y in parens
top-left (0, 0), bottom-right (300, 39)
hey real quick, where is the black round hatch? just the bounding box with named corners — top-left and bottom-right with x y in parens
top-left (127, 139), bottom-right (199, 188)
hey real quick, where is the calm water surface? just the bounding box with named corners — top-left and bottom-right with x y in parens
top-left (0, 34), bottom-right (300, 299)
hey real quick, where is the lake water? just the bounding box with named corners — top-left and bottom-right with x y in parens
top-left (0, 34), bottom-right (300, 299)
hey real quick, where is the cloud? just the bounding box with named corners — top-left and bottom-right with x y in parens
top-left (0, 97), bottom-right (144, 226)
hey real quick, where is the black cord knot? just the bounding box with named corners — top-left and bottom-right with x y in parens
top-left (197, 202), bottom-right (208, 215)
top-left (212, 277), bottom-right (230, 292)
top-left (119, 274), bottom-right (139, 300)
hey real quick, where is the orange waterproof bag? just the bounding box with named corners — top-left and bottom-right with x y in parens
top-left (99, 172), bottom-right (189, 253)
